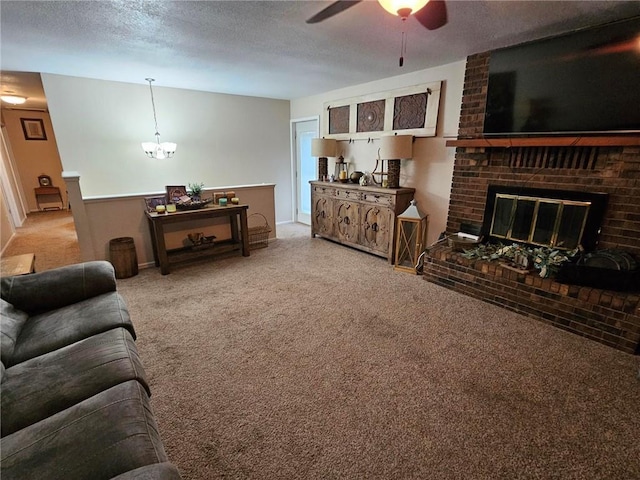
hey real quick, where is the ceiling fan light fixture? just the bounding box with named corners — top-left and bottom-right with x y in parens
top-left (377, 0), bottom-right (429, 17)
top-left (1, 95), bottom-right (27, 105)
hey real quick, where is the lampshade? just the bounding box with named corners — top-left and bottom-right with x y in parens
top-left (1, 95), bottom-right (27, 105)
top-left (380, 135), bottom-right (413, 159)
top-left (311, 138), bottom-right (337, 158)
top-left (378, 0), bottom-right (429, 16)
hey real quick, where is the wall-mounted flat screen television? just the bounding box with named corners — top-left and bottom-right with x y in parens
top-left (484, 16), bottom-right (640, 136)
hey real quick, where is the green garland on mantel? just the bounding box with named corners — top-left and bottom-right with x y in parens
top-left (460, 242), bottom-right (579, 278)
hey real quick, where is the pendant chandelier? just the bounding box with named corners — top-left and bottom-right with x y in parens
top-left (141, 78), bottom-right (176, 159)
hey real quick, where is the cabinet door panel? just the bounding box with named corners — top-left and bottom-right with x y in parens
top-left (361, 205), bottom-right (392, 254)
top-left (312, 196), bottom-right (334, 237)
top-left (334, 201), bottom-right (359, 243)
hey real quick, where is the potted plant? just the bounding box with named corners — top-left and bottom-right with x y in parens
top-left (188, 182), bottom-right (204, 202)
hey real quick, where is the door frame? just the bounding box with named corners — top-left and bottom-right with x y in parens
top-left (290, 116), bottom-right (319, 224)
top-left (0, 125), bottom-right (28, 228)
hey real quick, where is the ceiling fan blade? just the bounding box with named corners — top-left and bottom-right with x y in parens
top-left (306, 1), bottom-right (362, 24)
top-left (414, 0), bottom-right (447, 30)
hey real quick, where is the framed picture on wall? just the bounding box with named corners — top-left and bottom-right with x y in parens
top-left (20, 118), bottom-right (47, 141)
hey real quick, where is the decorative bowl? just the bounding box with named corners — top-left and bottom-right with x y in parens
top-left (350, 171), bottom-right (364, 183)
top-left (175, 198), bottom-right (213, 211)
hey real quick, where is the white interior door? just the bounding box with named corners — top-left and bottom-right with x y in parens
top-left (294, 119), bottom-right (318, 225)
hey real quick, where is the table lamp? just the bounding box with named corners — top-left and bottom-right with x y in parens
top-left (311, 138), bottom-right (337, 181)
top-left (379, 135), bottom-right (413, 188)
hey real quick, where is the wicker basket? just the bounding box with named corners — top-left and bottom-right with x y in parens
top-left (247, 213), bottom-right (271, 250)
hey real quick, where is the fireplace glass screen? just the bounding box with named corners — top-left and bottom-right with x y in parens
top-left (490, 194), bottom-right (590, 249)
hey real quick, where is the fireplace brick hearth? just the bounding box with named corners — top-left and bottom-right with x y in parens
top-left (424, 246), bottom-right (640, 354)
top-left (423, 52), bottom-right (640, 354)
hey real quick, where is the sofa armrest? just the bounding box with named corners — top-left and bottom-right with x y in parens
top-left (1, 261), bottom-right (117, 315)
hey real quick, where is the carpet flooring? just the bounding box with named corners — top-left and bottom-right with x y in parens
top-left (114, 223), bottom-right (640, 480)
top-left (2, 210), bottom-right (81, 271)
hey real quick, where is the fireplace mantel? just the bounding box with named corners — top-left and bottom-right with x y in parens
top-left (446, 136), bottom-right (640, 148)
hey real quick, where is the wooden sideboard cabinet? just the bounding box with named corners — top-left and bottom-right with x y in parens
top-left (310, 181), bottom-right (415, 263)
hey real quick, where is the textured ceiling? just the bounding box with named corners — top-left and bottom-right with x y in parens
top-left (1, 0), bottom-right (639, 112)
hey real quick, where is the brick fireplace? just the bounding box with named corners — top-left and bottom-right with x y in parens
top-left (423, 52), bottom-right (640, 355)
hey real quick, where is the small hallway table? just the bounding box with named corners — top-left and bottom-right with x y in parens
top-left (145, 204), bottom-right (250, 275)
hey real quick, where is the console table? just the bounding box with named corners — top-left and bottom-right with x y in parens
top-left (35, 186), bottom-right (64, 211)
top-left (145, 204), bottom-right (249, 275)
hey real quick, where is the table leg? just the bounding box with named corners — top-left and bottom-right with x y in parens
top-left (154, 223), bottom-right (170, 275)
top-left (147, 217), bottom-right (159, 267)
top-left (230, 213), bottom-right (239, 243)
top-left (240, 209), bottom-right (250, 257)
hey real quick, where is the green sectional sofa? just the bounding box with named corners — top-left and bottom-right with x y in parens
top-left (0, 261), bottom-right (181, 479)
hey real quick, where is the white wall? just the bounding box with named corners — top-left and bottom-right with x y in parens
top-left (42, 74), bottom-right (293, 223)
top-left (291, 61), bottom-right (466, 245)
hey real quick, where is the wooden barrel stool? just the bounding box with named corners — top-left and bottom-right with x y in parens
top-left (109, 237), bottom-right (138, 279)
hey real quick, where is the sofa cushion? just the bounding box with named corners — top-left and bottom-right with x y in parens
top-left (0, 261), bottom-right (117, 316)
top-left (1, 327), bottom-right (150, 437)
top-left (108, 463), bottom-right (183, 480)
top-left (1, 380), bottom-right (168, 480)
top-left (0, 299), bottom-right (28, 365)
top-left (9, 291), bottom-right (134, 365)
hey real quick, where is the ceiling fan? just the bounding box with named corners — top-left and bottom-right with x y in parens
top-left (306, 0), bottom-right (448, 31)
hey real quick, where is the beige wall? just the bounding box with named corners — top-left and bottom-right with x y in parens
top-left (42, 75), bottom-right (293, 224)
top-left (3, 64), bottom-right (465, 261)
top-left (1, 109), bottom-right (65, 212)
top-left (290, 61), bottom-right (466, 246)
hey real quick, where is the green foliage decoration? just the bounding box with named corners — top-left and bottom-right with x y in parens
top-left (461, 242), bottom-right (579, 278)
top-left (188, 182), bottom-right (204, 197)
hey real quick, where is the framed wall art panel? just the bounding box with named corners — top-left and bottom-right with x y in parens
top-left (328, 105), bottom-right (350, 134)
top-left (322, 81), bottom-right (442, 140)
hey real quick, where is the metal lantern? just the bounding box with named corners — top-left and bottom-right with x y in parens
top-left (394, 200), bottom-right (428, 274)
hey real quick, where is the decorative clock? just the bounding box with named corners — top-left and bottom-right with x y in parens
top-left (38, 175), bottom-right (52, 187)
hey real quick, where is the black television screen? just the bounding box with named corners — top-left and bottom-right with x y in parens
top-left (484, 16), bottom-right (640, 136)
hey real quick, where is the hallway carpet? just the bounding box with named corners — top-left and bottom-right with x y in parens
top-left (2, 210), bottom-right (81, 272)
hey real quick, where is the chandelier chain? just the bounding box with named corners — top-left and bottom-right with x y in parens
top-left (145, 78), bottom-right (161, 138)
